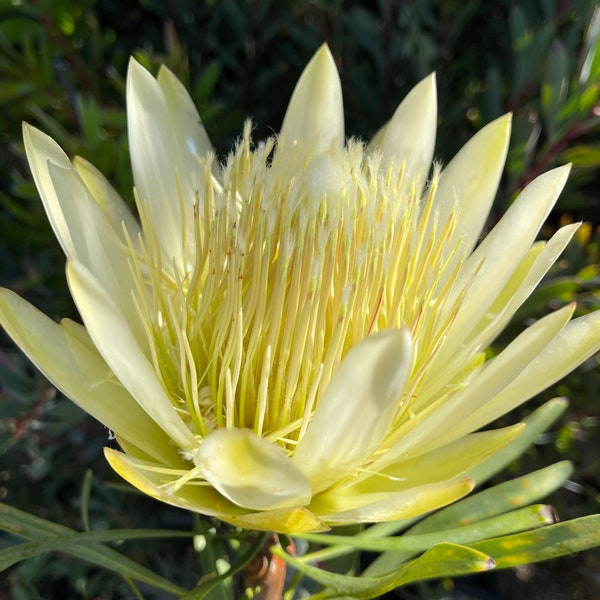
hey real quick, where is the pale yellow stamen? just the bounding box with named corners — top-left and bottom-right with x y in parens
top-left (124, 130), bottom-right (467, 466)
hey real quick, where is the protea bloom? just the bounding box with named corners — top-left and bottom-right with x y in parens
top-left (2, 46), bottom-right (599, 533)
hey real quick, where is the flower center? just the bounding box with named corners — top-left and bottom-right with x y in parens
top-left (126, 124), bottom-right (464, 454)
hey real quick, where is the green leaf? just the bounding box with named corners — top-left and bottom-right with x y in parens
top-left (0, 503), bottom-right (186, 596)
top-left (363, 461), bottom-right (572, 577)
top-left (295, 505), bottom-right (555, 554)
top-left (467, 397), bottom-right (568, 486)
top-left (471, 514), bottom-right (600, 567)
top-left (562, 144), bottom-right (600, 168)
top-left (0, 528), bottom-right (193, 571)
top-left (273, 543), bottom-right (493, 599)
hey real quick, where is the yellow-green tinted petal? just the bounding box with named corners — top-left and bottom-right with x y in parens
top-left (460, 309), bottom-right (600, 432)
top-left (127, 58), bottom-right (190, 272)
top-left (24, 127), bottom-right (134, 311)
top-left (194, 429), bottom-right (311, 510)
top-left (222, 507), bottom-right (328, 534)
top-left (279, 44), bottom-right (344, 153)
top-left (294, 329), bottom-right (413, 492)
top-left (388, 303), bottom-right (575, 459)
top-left (313, 477), bottom-right (474, 525)
top-left (104, 448), bottom-right (245, 517)
top-left (0, 289), bottom-right (180, 464)
top-left (440, 165), bottom-right (571, 361)
top-left (73, 155), bottom-right (141, 244)
top-left (368, 425), bottom-right (524, 490)
top-left (66, 260), bottom-right (198, 451)
top-left (46, 163), bottom-right (140, 324)
top-left (370, 73), bottom-right (437, 187)
top-left (475, 224), bottom-right (579, 349)
top-left (315, 426), bottom-right (521, 523)
top-left (435, 114), bottom-right (511, 258)
top-left (157, 64), bottom-right (213, 164)
top-left (23, 123), bottom-right (78, 258)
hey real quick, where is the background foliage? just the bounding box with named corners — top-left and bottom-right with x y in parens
top-left (0, 0), bottom-right (599, 598)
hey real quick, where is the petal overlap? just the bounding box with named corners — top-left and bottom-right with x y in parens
top-left (2, 45), bottom-right (598, 534)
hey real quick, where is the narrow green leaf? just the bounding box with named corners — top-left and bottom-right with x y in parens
top-left (467, 397), bottom-right (568, 486)
top-left (363, 461), bottom-right (571, 576)
top-left (0, 503), bottom-right (186, 596)
top-left (295, 505), bottom-right (555, 554)
top-left (0, 528), bottom-right (193, 571)
top-left (471, 514), bottom-right (600, 567)
top-left (274, 543), bottom-right (493, 599)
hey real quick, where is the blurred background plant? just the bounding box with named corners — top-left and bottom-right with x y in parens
top-left (0, 0), bottom-right (600, 598)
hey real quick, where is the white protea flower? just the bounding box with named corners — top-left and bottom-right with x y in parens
top-left (1, 45), bottom-right (599, 533)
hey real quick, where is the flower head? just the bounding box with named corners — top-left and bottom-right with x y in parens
top-left (2, 46), bottom-right (600, 533)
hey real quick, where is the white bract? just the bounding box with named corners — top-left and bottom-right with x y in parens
top-left (2, 46), bottom-right (599, 533)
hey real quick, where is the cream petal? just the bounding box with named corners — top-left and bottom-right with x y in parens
top-left (474, 223), bottom-right (580, 348)
top-left (22, 127), bottom-right (136, 318)
top-left (434, 114), bottom-right (511, 257)
top-left (438, 166), bottom-right (571, 362)
top-left (113, 432), bottom-right (326, 533)
top-left (0, 289), bottom-right (180, 464)
top-left (424, 225), bottom-right (579, 391)
top-left (370, 73), bottom-right (437, 188)
top-left (46, 163), bottom-right (142, 328)
top-left (294, 328), bottom-right (413, 492)
top-left (73, 156), bottom-right (141, 244)
top-left (384, 303), bottom-right (575, 461)
top-left (312, 426), bottom-right (520, 522)
top-left (127, 58), bottom-right (190, 273)
top-left (23, 124), bottom-right (79, 258)
top-left (156, 65), bottom-right (213, 166)
top-left (104, 448), bottom-right (246, 517)
top-left (66, 260), bottom-right (197, 451)
top-left (313, 477), bottom-right (474, 525)
top-left (366, 425), bottom-right (523, 491)
top-left (458, 309), bottom-right (600, 432)
top-left (279, 44), bottom-right (344, 153)
top-left (194, 429), bottom-right (311, 511)
top-left (223, 507), bottom-right (328, 534)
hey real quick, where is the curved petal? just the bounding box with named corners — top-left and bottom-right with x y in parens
top-left (110, 439), bottom-right (326, 533)
top-left (434, 114), bottom-right (511, 258)
top-left (474, 223), bottom-right (580, 348)
top-left (439, 165), bottom-right (571, 361)
top-left (194, 429), bottom-right (311, 511)
top-left (370, 73), bottom-right (437, 188)
top-left (223, 507), bottom-right (328, 534)
top-left (313, 477), bottom-right (474, 525)
top-left (279, 44), bottom-right (344, 153)
top-left (46, 163), bottom-right (142, 330)
top-left (368, 425), bottom-right (523, 490)
top-left (156, 65), bottom-right (213, 166)
top-left (385, 303), bottom-right (576, 460)
top-left (104, 448), bottom-right (246, 517)
top-left (294, 328), bottom-right (413, 492)
top-left (458, 308), bottom-right (600, 432)
top-left (311, 426), bottom-right (521, 523)
top-left (66, 260), bottom-right (198, 451)
top-left (23, 123), bottom-right (79, 258)
top-left (0, 289), bottom-right (181, 464)
top-left (127, 58), bottom-right (192, 273)
top-left (73, 155), bottom-right (141, 244)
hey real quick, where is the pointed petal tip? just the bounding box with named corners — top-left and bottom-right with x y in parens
top-left (279, 43), bottom-right (344, 151)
